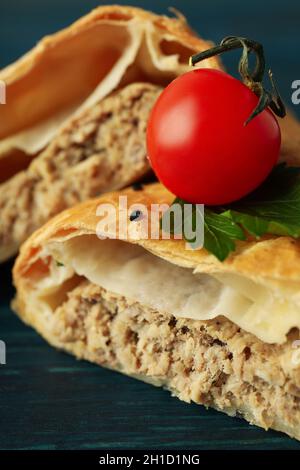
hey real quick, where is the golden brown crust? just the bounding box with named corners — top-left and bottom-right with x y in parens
top-left (10, 0), bottom-right (294, 93)
top-left (13, 182), bottom-right (300, 287)
top-left (0, 5), bottom-right (220, 141)
top-left (0, 5), bottom-right (217, 83)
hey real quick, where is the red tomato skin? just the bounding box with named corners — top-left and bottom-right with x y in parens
top-left (147, 69), bottom-right (281, 205)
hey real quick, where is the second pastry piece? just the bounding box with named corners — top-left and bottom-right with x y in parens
top-left (0, 5), bottom-right (220, 261)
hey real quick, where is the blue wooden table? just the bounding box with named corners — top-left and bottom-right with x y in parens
top-left (1, 0), bottom-right (300, 450)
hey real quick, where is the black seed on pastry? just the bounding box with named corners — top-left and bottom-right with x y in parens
top-left (129, 210), bottom-right (142, 221)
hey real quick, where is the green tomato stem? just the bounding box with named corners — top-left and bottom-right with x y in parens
top-left (190, 36), bottom-right (286, 125)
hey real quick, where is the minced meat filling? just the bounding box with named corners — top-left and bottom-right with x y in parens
top-left (51, 279), bottom-right (300, 434)
top-left (0, 83), bottom-right (161, 256)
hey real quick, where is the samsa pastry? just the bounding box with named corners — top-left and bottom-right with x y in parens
top-left (13, 183), bottom-right (300, 441)
top-left (0, 5), bottom-right (220, 261)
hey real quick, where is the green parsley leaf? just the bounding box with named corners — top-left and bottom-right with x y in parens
top-left (161, 164), bottom-right (300, 261)
top-left (227, 210), bottom-right (269, 238)
top-left (228, 163), bottom-right (300, 238)
top-left (203, 210), bottom-right (246, 261)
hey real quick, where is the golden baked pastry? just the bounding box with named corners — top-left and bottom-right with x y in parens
top-left (13, 182), bottom-right (300, 441)
top-left (0, 5), bottom-right (220, 261)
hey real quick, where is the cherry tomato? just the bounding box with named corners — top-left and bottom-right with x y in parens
top-left (147, 69), bottom-right (281, 205)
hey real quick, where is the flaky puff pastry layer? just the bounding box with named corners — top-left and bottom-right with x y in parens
top-left (12, 182), bottom-right (300, 441)
top-left (0, 4), bottom-right (220, 180)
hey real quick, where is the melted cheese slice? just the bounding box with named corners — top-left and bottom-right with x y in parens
top-left (39, 236), bottom-right (300, 344)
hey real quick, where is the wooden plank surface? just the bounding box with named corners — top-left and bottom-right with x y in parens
top-left (1, 0), bottom-right (300, 450)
